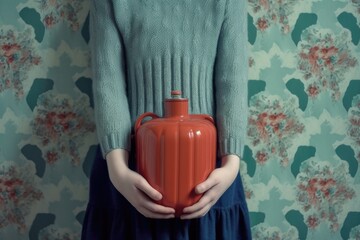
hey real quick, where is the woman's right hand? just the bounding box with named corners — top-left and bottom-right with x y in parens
top-left (106, 149), bottom-right (175, 219)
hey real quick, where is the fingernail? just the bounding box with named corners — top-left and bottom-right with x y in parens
top-left (156, 193), bottom-right (162, 200)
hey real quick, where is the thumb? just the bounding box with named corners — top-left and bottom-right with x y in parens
top-left (135, 174), bottom-right (162, 201)
top-left (195, 172), bottom-right (218, 194)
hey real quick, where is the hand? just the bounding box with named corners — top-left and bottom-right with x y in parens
top-left (106, 149), bottom-right (175, 219)
top-left (180, 155), bottom-right (240, 219)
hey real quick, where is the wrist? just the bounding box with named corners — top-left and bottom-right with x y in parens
top-left (221, 154), bottom-right (240, 172)
top-left (106, 149), bottom-right (130, 174)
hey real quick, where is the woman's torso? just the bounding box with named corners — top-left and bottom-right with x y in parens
top-left (113, 0), bottom-right (227, 121)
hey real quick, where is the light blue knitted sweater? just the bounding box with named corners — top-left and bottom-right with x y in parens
top-left (90, 0), bottom-right (248, 159)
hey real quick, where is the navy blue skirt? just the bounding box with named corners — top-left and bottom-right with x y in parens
top-left (81, 146), bottom-right (251, 240)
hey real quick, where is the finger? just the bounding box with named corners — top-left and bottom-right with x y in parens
top-left (180, 203), bottom-right (212, 219)
top-left (141, 198), bottom-right (176, 214)
top-left (148, 213), bottom-right (175, 219)
top-left (182, 194), bottom-right (212, 214)
top-left (139, 207), bottom-right (175, 219)
top-left (134, 175), bottom-right (162, 201)
top-left (183, 185), bottom-right (221, 214)
top-left (134, 188), bottom-right (175, 214)
top-left (195, 172), bottom-right (219, 194)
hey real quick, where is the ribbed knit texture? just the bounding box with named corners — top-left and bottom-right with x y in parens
top-left (90, 0), bottom-right (248, 159)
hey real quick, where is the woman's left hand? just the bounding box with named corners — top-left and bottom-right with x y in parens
top-left (180, 154), bottom-right (240, 219)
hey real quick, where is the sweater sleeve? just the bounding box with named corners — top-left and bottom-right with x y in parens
top-left (90, 0), bottom-right (132, 158)
top-left (214, 0), bottom-right (248, 159)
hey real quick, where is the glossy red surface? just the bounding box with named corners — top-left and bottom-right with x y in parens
top-left (135, 91), bottom-right (216, 216)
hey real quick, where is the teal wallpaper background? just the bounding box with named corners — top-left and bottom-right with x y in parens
top-left (0, 0), bottom-right (359, 239)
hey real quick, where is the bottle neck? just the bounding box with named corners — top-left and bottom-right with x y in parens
top-left (164, 99), bottom-right (189, 118)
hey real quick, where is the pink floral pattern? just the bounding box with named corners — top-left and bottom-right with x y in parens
top-left (240, 162), bottom-right (254, 200)
top-left (252, 224), bottom-right (298, 240)
top-left (248, 0), bottom-right (299, 33)
top-left (297, 28), bottom-right (357, 100)
top-left (39, 226), bottom-right (80, 240)
top-left (306, 214), bottom-right (320, 230)
top-left (0, 162), bottom-right (43, 232)
top-left (0, 1), bottom-right (359, 239)
top-left (0, 28), bottom-right (41, 98)
top-left (248, 94), bottom-right (304, 167)
top-left (348, 95), bottom-right (360, 161)
top-left (296, 159), bottom-right (355, 231)
top-left (31, 92), bottom-right (95, 166)
top-left (38, 0), bottom-right (85, 31)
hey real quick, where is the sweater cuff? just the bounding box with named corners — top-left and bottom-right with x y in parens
top-left (218, 137), bottom-right (243, 159)
top-left (99, 132), bottom-right (131, 159)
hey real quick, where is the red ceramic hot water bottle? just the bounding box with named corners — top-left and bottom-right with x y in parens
top-left (135, 90), bottom-right (216, 216)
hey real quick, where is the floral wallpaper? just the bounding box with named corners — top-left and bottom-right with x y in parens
top-left (0, 0), bottom-right (359, 239)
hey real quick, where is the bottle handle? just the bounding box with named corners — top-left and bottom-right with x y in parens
top-left (190, 114), bottom-right (215, 124)
top-left (135, 112), bottom-right (160, 133)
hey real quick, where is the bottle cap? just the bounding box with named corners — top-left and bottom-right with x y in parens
top-left (171, 90), bottom-right (182, 99)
